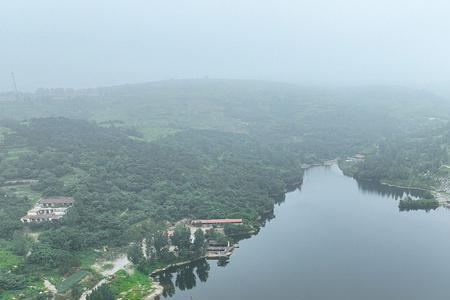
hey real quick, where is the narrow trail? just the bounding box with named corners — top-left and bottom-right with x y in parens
top-left (79, 255), bottom-right (131, 300)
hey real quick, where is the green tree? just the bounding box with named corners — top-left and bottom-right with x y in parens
top-left (171, 225), bottom-right (191, 251)
top-left (27, 243), bottom-right (79, 271)
top-left (153, 231), bottom-right (169, 256)
top-left (86, 284), bottom-right (115, 300)
top-left (193, 229), bottom-right (205, 252)
top-left (10, 232), bottom-right (29, 256)
top-left (127, 242), bottom-right (144, 266)
top-left (0, 271), bottom-right (26, 291)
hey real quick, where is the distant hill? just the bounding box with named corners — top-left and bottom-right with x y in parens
top-left (0, 79), bottom-right (448, 157)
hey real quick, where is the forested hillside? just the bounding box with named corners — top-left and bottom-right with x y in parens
top-left (0, 117), bottom-right (304, 299)
top-left (0, 117), bottom-right (301, 240)
top-left (1, 80), bottom-right (449, 299)
top-left (1, 80), bottom-right (447, 158)
top-left (341, 121), bottom-right (450, 190)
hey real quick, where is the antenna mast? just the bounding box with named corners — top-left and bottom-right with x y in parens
top-left (11, 72), bottom-right (18, 100)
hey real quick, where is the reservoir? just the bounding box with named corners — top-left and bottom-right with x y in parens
top-left (158, 165), bottom-right (450, 300)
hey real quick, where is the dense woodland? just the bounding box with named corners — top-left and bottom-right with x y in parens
top-left (0, 117), bottom-right (303, 298)
top-left (344, 122), bottom-right (450, 189)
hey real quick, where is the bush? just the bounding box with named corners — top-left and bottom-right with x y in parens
top-left (57, 270), bottom-right (89, 293)
top-left (0, 271), bottom-right (26, 291)
top-left (224, 223), bottom-right (253, 236)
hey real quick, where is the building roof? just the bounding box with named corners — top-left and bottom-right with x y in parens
top-left (39, 197), bottom-right (74, 205)
top-left (21, 213), bottom-right (62, 220)
top-left (191, 219), bottom-right (243, 224)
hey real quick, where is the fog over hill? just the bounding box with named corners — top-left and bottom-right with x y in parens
top-left (2, 0), bottom-right (450, 91)
top-left (1, 79), bottom-right (448, 161)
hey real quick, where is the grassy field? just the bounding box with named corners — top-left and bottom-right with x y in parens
top-left (0, 248), bottom-right (21, 268)
top-left (109, 270), bottom-right (153, 300)
top-left (78, 250), bottom-right (101, 269)
top-left (57, 270), bottom-right (89, 293)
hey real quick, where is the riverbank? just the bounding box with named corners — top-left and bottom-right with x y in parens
top-left (150, 247), bottom-right (236, 277)
top-left (150, 258), bottom-right (206, 276)
top-left (335, 159), bottom-right (450, 211)
top-left (379, 181), bottom-right (434, 192)
top-left (144, 281), bottom-right (164, 300)
top-left (146, 244), bottom-right (237, 299)
top-left (78, 171), bottom-right (295, 299)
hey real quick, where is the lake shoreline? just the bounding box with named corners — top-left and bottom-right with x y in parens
top-left (147, 251), bottom-right (236, 299)
top-left (144, 281), bottom-right (164, 300)
top-left (162, 165), bottom-right (450, 300)
top-left (379, 181), bottom-right (433, 192)
top-left (81, 168), bottom-right (302, 299)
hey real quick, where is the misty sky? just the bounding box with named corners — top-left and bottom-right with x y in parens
top-left (1, 0), bottom-right (450, 91)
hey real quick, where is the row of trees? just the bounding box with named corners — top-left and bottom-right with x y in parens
top-left (127, 225), bottom-right (206, 272)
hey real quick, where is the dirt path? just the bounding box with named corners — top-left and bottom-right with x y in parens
top-left (79, 279), bottom-right (107, 300)
top-left (44, 279), bottom-right (57, 299)
top-left (79, 255), bottom-right (131, 300)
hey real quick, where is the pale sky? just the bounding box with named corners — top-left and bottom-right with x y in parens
top-left (1, 0), bottom-right (450, 91)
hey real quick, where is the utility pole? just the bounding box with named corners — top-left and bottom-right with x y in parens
top-left (11, 72), bottom-right (18, 100)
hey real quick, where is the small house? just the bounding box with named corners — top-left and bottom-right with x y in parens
top-left (21, 213), bottom-right (62, 223)
top-left (39, 197), bottom-right (74, 207)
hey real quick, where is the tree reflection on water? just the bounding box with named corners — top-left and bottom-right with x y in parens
top-left (155, 258), bottom-right (221, 298)
top-left (357, 180), bottom-right (427, 199)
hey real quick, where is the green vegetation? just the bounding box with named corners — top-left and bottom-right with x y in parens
top-left (224, 223), bottom-right (254, 237)
top-left (128, 224), bottom-right (206, 273)
top-left (0, 115), bottom-right (301, 297)
top-left (154, 259), bottom-right (211, 296)
top-left (344, 122), bottom-right (450, 190)
top-left (1, 185), bottom-right (41, 204)
top-left (1, 80), bottom-right (450, 297)
top-left (102, 263), bottom-right (114, 270)
top-left (399, 198), bottom-right (439, 211)
top-left (56, 270), bottom-right (89, 293)
top-left (87, 283), bottom-right (115, 300)
top-left (0, 194), bottom-right (32, 240)
top-left (109, 270), bottom-right (152, 300)
top-left (205, 230), bottom-right (229, 245)
top-left (2, 81), bottom-right (447, 161)
top-left (78, 250), bottom-right (100, 269)
top-left (0, 127), bottom-right (11, 143)
top-left (0, 276), bottom-right (47, 300)
top-left (0, 249), bottom-right (20, 269)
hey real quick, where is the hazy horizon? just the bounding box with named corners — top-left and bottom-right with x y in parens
top-left (2, 0), bottom-right (450, 92)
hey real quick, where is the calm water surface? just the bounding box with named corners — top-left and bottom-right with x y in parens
top-left (160, 165), bottom-right (450, 300)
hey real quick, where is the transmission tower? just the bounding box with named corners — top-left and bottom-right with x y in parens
top-left (11, 72), bottom-right (18, 100)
